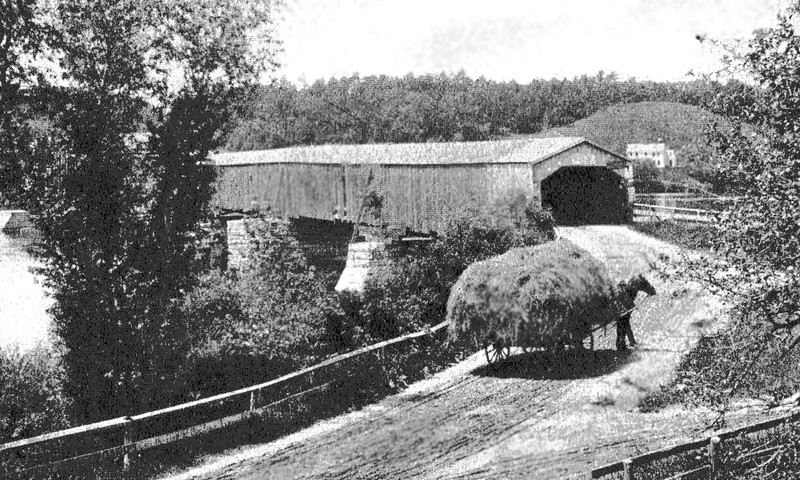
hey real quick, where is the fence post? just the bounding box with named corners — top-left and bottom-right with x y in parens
top-left (122, 417), bottom-right (134, 472)
top-left (709, 436), bottom-right (721, 479)
top-left (623, 458), bottom-right (634, 480)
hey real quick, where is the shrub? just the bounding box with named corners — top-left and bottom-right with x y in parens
top-left (641, 303), bottom-right (800, 412)
top-left (657, 6), bottom-right (800, 414)
top-left (716, 422), bottom-right (800, 479)
top-left (446, 239), bottom-right (613, 347)
top-left (632, 221), bottom-right (717, 252)
top-left (347, 193), bottom-right (556, 342)
top-left (0, 344), bottom-right (71, 442)
top-left (179, 217), bottom-right (341, 396)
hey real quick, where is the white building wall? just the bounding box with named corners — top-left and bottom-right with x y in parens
top-left (626, 143), bottom-right (678, 169)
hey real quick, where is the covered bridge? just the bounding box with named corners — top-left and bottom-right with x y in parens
top-left (212, 137), bottom-right (632, 231)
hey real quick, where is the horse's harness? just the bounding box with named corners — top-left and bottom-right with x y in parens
top-left (618, 307), bottom-right (636, 318)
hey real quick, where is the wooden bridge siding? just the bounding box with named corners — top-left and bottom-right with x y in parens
top-left (218, 162), bottom-right (536, 232)
top-left (378, 163), bottom-right (533, 232)
top-left (215, 163), bottom-right (346, 219)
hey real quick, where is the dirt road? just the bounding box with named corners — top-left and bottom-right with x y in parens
top-left (165, 226), bottom-right (739, 480)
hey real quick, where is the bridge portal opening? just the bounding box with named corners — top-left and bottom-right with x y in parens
top-left (541, 166), bottom-right (629, 225)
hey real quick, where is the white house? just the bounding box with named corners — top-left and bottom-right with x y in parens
top-left (626, 143), bottom-right (678, 168)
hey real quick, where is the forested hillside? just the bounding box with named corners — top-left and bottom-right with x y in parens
top-left (536, 101), bottom-right (731, 190)
top-left (536, 101), bottom-right (721, 155)
top-left (223, 72), bottom-right (749, 151)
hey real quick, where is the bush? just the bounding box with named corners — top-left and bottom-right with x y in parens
top-left (640, 304), bottom-right (800, 412)
top-left (632, 221), bottom-right (717, 252)
top-left (627, 421), bottom-right (800, 479)
top-left (716, 422), bottom-right (800, 479)
top-left (179, 217), bottom-right (341, 396)
top-left (344, 193), bottom-right (556, 343)
top-left (446, 239), bottom-right (613, 347)
top-left (0, 344), bottom-right (71, 442)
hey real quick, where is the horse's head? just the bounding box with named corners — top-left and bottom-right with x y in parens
top-left (619, 273), bottom-right (656, 297)
top-left (632, 273), bottom-right (656, 296)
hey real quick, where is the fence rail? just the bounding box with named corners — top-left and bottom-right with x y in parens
top-left (592, 410), bottom-right (800, 479)
top-left (7, 314), bottom-right (797, 480)
top-left (0, 320), bottom-right (449, 479)
top-left (632, 203), bottom-right (717, 223)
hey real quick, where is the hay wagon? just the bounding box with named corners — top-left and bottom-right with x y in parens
top-left (447, 240), bottom-right (613, 367)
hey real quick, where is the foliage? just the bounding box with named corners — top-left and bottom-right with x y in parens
top-left (20, 0), bottom-right (277, 422)
top-left (715, 422), bottom-right (800, 479)
top-left (179, 218), bottom-right (341, 396)
top-left (642, 316), bottom-right (800, 412)
top-left (646, 2), bottom-right (800, 413)
top-left (0, 0), bottom-right (52, 207)
top-left (344, 194), bottom-right (556, 343)
top-left (631, 221), bottom-right (718, 252)
top-left (223, 73), bottom-right (752, 151)
top-left (0, 345), bottom-right (71, 443)
top-left (626, 421), bottom-right (800, 479)
top-left (0, 0), bottom-right (47, 94)
top-left (446, 240), bottom-right (612, 348)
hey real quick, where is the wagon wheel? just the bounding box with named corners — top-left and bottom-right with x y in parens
top-left (484, 335), bottom-right (510, 365)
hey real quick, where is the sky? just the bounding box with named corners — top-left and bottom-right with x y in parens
top-left (272, 0), bottom-right (787, 85)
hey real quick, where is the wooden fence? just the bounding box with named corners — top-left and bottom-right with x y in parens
top-left (7, 312), bottom-right (797, 480)
top-left (0, 321), bottom-right (449, 479)
top-left (591, 410), bottom-right (800, 479)
top-left (632, 203), bottom-right (717, 224)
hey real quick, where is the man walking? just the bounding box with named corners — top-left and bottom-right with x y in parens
top-left (614, 274), bottom-right (656, 351)
top-left (616, 308), bottom-right (636, 351)
top-left (615, 280), bottom-right (638, 352)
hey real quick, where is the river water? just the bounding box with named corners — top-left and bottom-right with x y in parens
top-left (0, 225), bottom-right (52, 351)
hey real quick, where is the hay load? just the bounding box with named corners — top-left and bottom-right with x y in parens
top-left (447, 239), bottom-right (613, 351)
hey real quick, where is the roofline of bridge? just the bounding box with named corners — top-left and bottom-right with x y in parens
top-left (211, 139), bottom-right (629, 168)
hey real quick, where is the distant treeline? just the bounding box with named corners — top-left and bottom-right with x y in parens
top-left (224, 71), bottom-right (751, 151)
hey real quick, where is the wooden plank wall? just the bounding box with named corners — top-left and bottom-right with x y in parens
top-left (379, 164), bottom-right (533, 232)
top-left (215, 163), bottom-right (346, 219)
top-left (214, 144), bottom-right (627, 233)
top-left (217, 162), bottom-right (537, 233)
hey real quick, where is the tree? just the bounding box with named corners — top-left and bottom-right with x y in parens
top-left (178, 217), bottom-right (340, 396)
top-left (0, 0), bottom-right (51, 206)
top-left (28, 0), bottom-right (278, 422)
top-left (678, 2), bottom-right (800, 411)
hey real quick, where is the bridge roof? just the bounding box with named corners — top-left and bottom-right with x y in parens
top-left (212, 137), bottom-right (626, 167)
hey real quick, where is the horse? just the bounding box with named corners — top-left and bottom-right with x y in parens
top-left (564, 273), bottom-right (656, 350)
top-left (613, 273), bottom-right (656, 350)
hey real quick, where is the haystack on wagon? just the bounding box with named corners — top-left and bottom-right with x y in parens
top-left (447, 239), bottom-right (613, 365)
